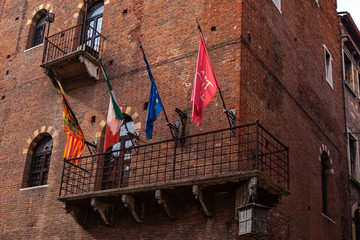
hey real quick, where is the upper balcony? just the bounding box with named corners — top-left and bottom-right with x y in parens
top-left (59, 122), bottom-right (289, 229)
top-left (40, 23), bottom-right (106, 89)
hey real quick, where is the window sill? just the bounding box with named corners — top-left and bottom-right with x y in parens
top-left (24, 43), bottom-right (43, 53)
top-left (322, 213), bottom-right (335, 224)
top-left (345, 81), bottom-right (357, 97)
top-left (20, 184), bottom-right (48, 191)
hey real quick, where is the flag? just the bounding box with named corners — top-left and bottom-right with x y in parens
top-left (191, 33), bottom-right (219, 127)
top-left (101, 65), bottom-right (124, 151)
top-left (145, 79), bottom-right (164, 140)
top-left (141, 47), bottom-right (164, 140)
top-left (58, 81), bottom-right (85, 161)
top-left (63, 135), bottom-right (85, 162)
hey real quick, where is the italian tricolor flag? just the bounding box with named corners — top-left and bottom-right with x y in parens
top-left (102, 65), bottom-right (124, 152)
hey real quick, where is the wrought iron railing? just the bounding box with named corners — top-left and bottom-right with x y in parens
top-left (59, 122), bottom-right (289, 197)
top-left (42, 23), bottom-right (106, 63)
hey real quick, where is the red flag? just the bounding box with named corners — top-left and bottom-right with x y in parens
top-left (191, 33), bottom-right (219, 126)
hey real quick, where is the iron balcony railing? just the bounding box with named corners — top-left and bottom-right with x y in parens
top-left (59, 122), bottom-right (289, 198)
top-left (42, 23), bottom-right (106, 63)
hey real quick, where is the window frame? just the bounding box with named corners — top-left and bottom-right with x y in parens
top-left (28, 150), bottom-right (51, 187)
top-left (321, 151), bottom-right (330, 216)
top-left (344, 51), bottom-right (356, 91)
top-left (32, 13), bottom-right (47, 47)
top-left (83, 1), bottom-right (104, 51)
top-left (348, 131), bottom-right (359, 180)
top-left (324, 45), bottom-right (333, 89)
top-left (271, 0), bottom-right (281, 13)
top-left (27, 135), bottom-right (53, 187)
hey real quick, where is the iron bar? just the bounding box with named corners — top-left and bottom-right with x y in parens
top-left (42, 23), bottom-right (106, 63)
top-left (59, 123), bottom-right (289, 196)
top-left (59, 158), bottom-right (66, 197)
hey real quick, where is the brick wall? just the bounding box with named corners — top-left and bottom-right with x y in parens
top-left (0, 0), bottom-right (352, 239)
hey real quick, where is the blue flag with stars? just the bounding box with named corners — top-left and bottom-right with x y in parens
top-left (144, 56), bottom-right (164, 140)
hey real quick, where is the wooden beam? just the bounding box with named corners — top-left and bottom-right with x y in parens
top-left (192, 185), bottom-right (213, 217)
top-left (155, 189), bottom-right (177, 219)
top-left (121, 194), bottom-right (144, 223)
top-left (90, 198), bottom-right (115, 225)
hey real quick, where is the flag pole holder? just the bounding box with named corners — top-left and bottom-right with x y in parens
top-left (166, 122), bottom-right (179, 138)
top-left (127, 130), bottom-right (140, 150)
top-left (85, 140), bottom-right (97, 156)
top-left (224, 109), bottom-right (236, 134)
top-left (175, 108), bottom-right (187, 140)
top-left (166, 108), bottom-right (188, 140)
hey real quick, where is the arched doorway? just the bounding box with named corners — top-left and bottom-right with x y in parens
top-left (84, 1), bottom-right (104, 52)
top-left (101, 114), bottom-right (134, 189)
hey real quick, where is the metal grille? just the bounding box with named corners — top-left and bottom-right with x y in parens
top-left (59, 122), bottom-right (289, 197)
top-left (33, 25), bottom-right (45, 47)
top-left (42, 23), bottom-right (106, 63)
top-left (29, 153), bottom-right (51, 187)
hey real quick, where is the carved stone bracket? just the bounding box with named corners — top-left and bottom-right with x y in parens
top-left (155, 189), bottom-right (177, 219)
top-left (78, 54), bottom-right (100, 80)
top-left (235, 177), bottom-right (258, 219)
top-left (192, 185), bottom-right (213, 217)
top-left (63, 201), bottom-right (88, 227)
top-left (91, 198), bottom-right (115, 225)
top-left (121, 194), bottom-right (144, 223)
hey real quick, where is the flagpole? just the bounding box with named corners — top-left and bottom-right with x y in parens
top-left (195, 19), bottom-right (236, 130)
top-left (139, 41), bottom-right (177, 138)
top-left (52, 69), bottom-right (99, 152)
top-left (196, 18), bottom-right (228, 111)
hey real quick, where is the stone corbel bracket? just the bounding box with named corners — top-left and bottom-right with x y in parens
top-left (235, 176), bottom-right (258, 220)
top-left (78, 54), bottom-right (100, 80)
top-left (192, 185), bottom-right (213, 217)
top-left (63, 201), bottom-right (88, 227)
top-left (91, 198), bottom-right (115, 225)
top-left (155, 189), bottom-right (177, 219)
top-left (121, 194), bottom-right (144, 223)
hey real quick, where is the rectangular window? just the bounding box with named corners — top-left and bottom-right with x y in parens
top-left (324, 45), bottom-right (333, 88)
top-left (344, 53), bottom-right (355, 89)
top-left (348, 132), bottom-right (359, 180)
top-left (271, 0), bottom-right (281, 12)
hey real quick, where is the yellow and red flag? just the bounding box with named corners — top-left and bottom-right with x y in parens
top-left (58, 81), bottom-right (85, 161)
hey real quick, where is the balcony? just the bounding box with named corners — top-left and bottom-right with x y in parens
top-left (40, 23), bottom-right (106, 89)
top-left (59, 122), bottom-right (289, 227)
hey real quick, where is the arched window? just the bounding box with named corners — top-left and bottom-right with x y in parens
top-left (32, 13), bottom-right (47, 47)
top-left (84, 1), bottom-right (104, 51)
top-left (101, 114), bottom-right (134, 189)
top-left (321, 152), bottom-right (330, 215)
top-left (28, 135), bottom-right (53, 187)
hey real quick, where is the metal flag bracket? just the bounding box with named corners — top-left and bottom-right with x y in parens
top-left (127, 130), bottom-right (140, 147)
top-left (85, 140), bottom-right (98, 156)
top-left (175, 108), bottom-right (187, 138)
top-left (166, 108), bottom-right (187, 139)
top-left (166, 122), bottom-right (179, 138)
top-left (224, 109), bottom-right (236, 134)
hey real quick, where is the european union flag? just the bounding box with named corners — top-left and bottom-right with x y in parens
top-left (145, 79), bottom-right (163, 140)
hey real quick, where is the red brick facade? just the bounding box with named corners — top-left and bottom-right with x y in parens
top-left (0, 0), bottom-right (352, 239)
